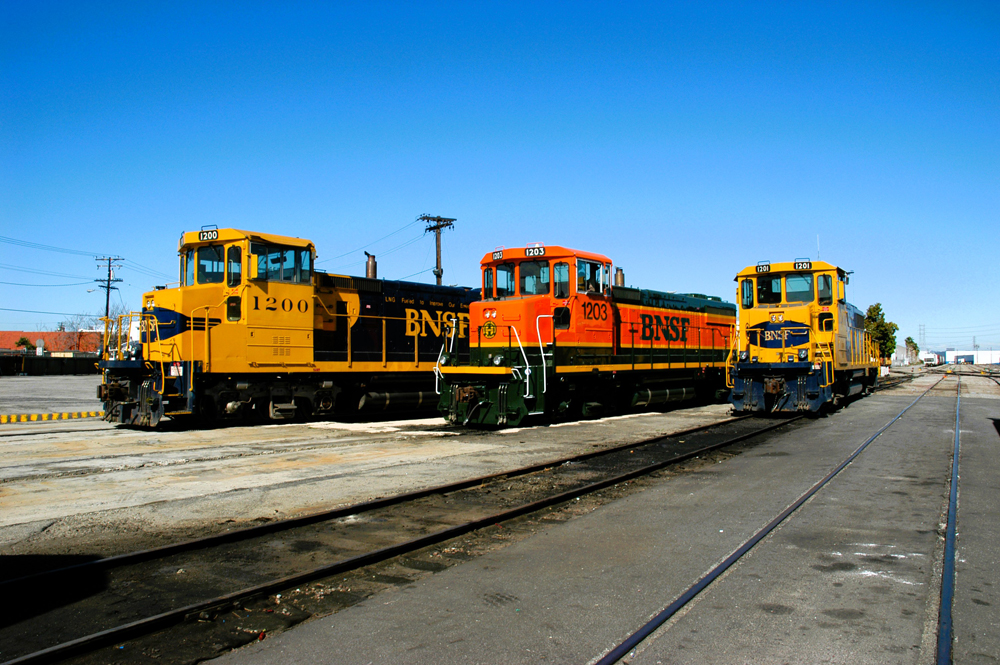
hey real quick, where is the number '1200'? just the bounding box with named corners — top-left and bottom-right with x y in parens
top-left (253, 297), bottom-right (309, 313)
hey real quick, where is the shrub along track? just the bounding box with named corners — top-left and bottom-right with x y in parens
top-left (0, 412), bottom-right (817, 665)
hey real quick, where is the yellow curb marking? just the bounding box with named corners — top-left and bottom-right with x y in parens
top-left (0, 411), bottom-right (104, 424)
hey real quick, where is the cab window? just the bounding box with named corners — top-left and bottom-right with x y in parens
top-left (483, 267), bottom-right (494, 299)
top-left (197, 246), bottom-right (225, 284)
top-left (741, 279), bottom-right (754, 308)
top-left (577, 259), bottom-right (604, 294)
top-left (554, 262), bottom-right (570, 298)
top-left (785, 273), bottom-right (813, 303)
top-left (182, 249), bottom-right (195, 286)
top-left (250, 243), bottom-right (312, 283)
top-left (226, 246), bottom-right (242, 287)
top-left (496, 263), bottom-right (516, 298)
top-left (519, 260), bottom-right (550, 296)
top-left (818, 274), bottom-right (833, 306)
top-left (757, 276), bottom-right (781, 305)
top-left (299, 249), bottom-right (312, 283)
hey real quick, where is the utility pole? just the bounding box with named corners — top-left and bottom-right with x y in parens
top-left (420, 215), bottom-right (456, 285)
top-left (919, 324), bottom-right (925, 350)
top-left (95, 257), bottom-right (124, 322)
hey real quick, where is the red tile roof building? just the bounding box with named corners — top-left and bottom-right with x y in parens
top-left (0, 331), bottom-right (102, 353)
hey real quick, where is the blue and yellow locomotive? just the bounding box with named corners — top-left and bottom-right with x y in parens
top-left (727, 260), bottom-right (879, 413)
top-left (99, 228), bottom-right (477, 426)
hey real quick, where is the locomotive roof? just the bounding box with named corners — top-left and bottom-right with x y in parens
top-left (178, 228), bottom-right (314, 251)
top-left (479, 245), bottom-right (611, 266)
top-left (734, 260), bottom-right (846, 280)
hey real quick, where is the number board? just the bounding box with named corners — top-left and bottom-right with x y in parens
top-left (524, 246), bottom-right (545, 257)
top-left (794, 261), bottom-right (812, 270)
top-left (198, 230), bottom-right (219, 241)
top-left (755, 264), bottom-right (771, 273)
top-left (492, 251), bottom-right (504, 261)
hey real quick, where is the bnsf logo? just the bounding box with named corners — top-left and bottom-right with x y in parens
top-left (640, 314), bottom-right (691, 342)
top-left (405, 308), bottom-right (470, 338)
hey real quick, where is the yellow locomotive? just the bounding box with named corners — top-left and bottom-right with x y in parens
top-left (99, 228), bottom-right (477, 426)
top-left (727, 259), bottom-right (879, 413)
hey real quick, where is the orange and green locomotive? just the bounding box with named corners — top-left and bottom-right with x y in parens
top-left (727, 260), bottom-right (879, 413)
top-left (436, 245), bottom-right (736, 427)
top-left (98, 228), bottom-right (477, 426)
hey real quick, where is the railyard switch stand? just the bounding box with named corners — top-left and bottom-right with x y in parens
top-left (420, 215), bottom-right (456, 285)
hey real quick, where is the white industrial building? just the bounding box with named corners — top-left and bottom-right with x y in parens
top-left (944, 349), bottom-right (1000, 365)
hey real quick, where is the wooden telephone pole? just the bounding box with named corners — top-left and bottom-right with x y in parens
top-left (420, 215), bottom-right (455, 285)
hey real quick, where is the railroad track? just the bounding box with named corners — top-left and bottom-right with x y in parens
top-left (0, 414), bottom-right (809, 665)
top-left (594, 374), bottom-right (959, 664)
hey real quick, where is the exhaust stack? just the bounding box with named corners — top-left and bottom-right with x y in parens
top-left (365, 252), bottom-right (377, 279)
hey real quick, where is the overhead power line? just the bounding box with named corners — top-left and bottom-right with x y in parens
top-left (0, 263), bottom-right (93, 280)
top-left (0, 281), bottom-right (93, 287)
top-left (0, 307), bottom-right (95, 317)
top-left (317, 217), bottom-right (424, 265)
top-left (0, 235), bottom-right (100, 257)
top-left (0, 235), bottom-right (172, 280)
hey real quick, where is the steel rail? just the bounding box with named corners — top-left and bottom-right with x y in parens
top-left (936, 375), bottom-right (961, 664)
top-left (594, 375), bottom-right (948, 665)
top-left (2, 417), bottom-right (800, 665)
top-left (0, 416), bottom-right (755, 591)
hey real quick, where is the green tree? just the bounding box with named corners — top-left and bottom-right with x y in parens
top-left (865, 303), bottom-right (899, 360)
top-left (15, 336), bottom-right (36, 351)
top-left (905, 336), bottom-right (919, 362)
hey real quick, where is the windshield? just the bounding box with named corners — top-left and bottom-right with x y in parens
top-left (757, 275), bottom-right (781, 305)
top-left (519, 260), bottom-right (550, 295)
top-left (785, 273), bottom-right (813, 303)
top-left (496, 263), bottom-right (515, 297)
top-left (197, 246), bottom-right (225, 284)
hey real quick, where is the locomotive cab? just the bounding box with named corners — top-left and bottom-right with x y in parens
top-left (469, 246), bottom-right (614, 367)
top-left (100, 228), bottom-right (316, 425)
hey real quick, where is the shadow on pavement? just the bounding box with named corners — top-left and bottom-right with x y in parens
top-left (0, 554), bottom-right (107, 628)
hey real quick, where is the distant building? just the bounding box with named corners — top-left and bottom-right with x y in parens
top-left (0, 330), bottom-right (102, 354)
top-left (945, 349), bottom-right (1000, 365)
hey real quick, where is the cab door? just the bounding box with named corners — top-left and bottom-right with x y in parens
top-left (245, 243), bottom-right (314, 367)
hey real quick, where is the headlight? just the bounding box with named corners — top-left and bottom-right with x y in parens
top-left (751, 356), bottom-right (758, 363)
top-left (739, 351), bottom-right (749, 362)
top-left (493, 354), bottom-right (504, 366)
top-left (798, 349), bottom-right (808, 361)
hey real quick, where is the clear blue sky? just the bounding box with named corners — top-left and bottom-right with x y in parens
top-left (2, 2), bottom-right (997, 351)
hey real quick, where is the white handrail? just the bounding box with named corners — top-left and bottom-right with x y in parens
top-left (509, 326), bottom-right (533, 398)
top-left (535, 314), bottom-right (554, 394)
top-left (433, 320), bottom-right (461, 395)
